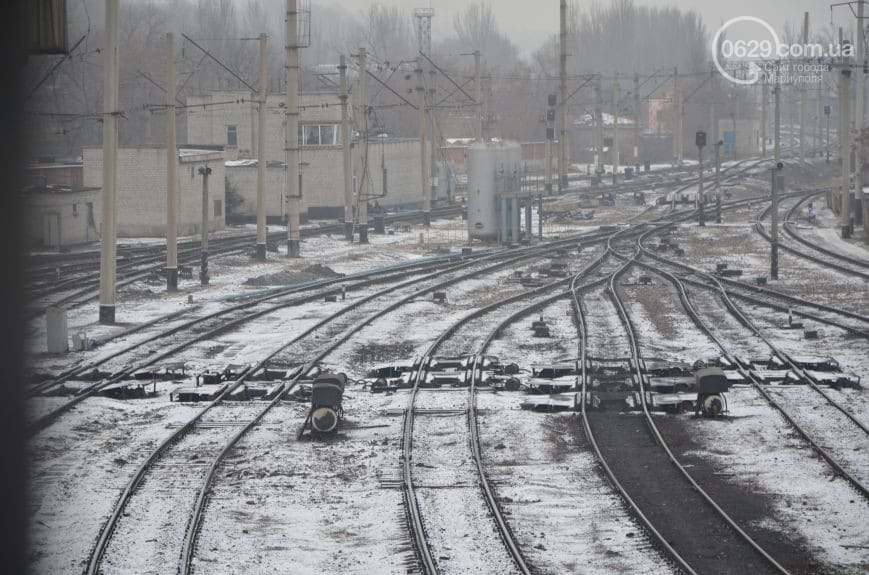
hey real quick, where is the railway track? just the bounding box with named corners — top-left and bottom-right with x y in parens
top-left (31, 152), bottom-right (838, 573)
top-left (577, 255), bottom-right (791, 575)
top-left (24, 206), bottom-right (466, 316)
top-left (755, 198), bottom-right (869, 281)
top-left (395, 223), bottom-right (695, 574)
top-left (645, 265), bottom-right (869, 501)
top-left (24, 158), bottom-right (755, 318)
top-left (634, 225), bottom-right (869, 424)
top-left (621, 220), bottom-right (869, 496)
top-left (638, 216), bottom-right (869, 337)
top-left (81, 225), bottom-right (598, 575)
top-left (29, 254), bottom-right (493, 433)
top-left (33, 189), bottom-right (726, 436)
top-left (782, 193), bottom-right (869, 273)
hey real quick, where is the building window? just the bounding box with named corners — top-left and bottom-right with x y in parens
top-left (300, 124), bottom-right (339, 146)
top-left (227, 125), bottom-right (238, 147)
top-left (72, 203), bottom-right (78, 217)
top-left (213, 199), bottom-right (223, 218)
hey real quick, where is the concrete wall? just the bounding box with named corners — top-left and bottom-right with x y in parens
top-left (83, 148), bottom-right (225, 237)
top-left (23, 188), bottom-right (102, 247)
top-left (226, 139), bottom-right (424, 220)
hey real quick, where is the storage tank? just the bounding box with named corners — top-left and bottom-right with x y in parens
top-left (468, 141), bottom-right (521, 240)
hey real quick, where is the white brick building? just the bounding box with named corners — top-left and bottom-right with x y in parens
top-left (83, 148), bottom-right (225, 237)
top-left (22, 185), bottom-right (101, 248)
top-left (188, 90), bottom-right (427, 220)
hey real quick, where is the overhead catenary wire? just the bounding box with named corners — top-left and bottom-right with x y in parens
top-left (181, 33), bottom-right (257, 93)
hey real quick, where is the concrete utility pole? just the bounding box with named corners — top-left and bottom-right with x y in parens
top-left (771, 61), bottom-right (782, 280)
top-left (634, 73), bottom-right (640, 168)
top-left (416, 57), bottom-right (430, 226)
top-left (474, 51), bottom-right (483, 142)
top-left (285, 0), bottom-right (301, 257)
top-left (594, 76), bottom-right (603, 175)
top-left (841, 66), bottom-right (852, 227)
top-left (429, 69), bottom-right (438, 214)
top-left (99, 0), bottom-right (119, 324)
top-left (358, 47), bottom-right (369, 242)
top-left (761, 76), bottom-right (768, 158)
top-left (256, 33), bottom-right (268, 260)
top-left (545, 94), bottom-right (555, 193)
top-left (771, 165), bottom-right (781, 279)
top-left (817, 73), bottom-right (823, 159)
top-left (558, 0), bottom-right (568, 190)
top-left (165, 32), bottom-right (178, 291)
top-left (199, 165), bottom-right (212, 285)
top-left (800, 12), bottom-right (809, 163)
top-left (775, 63), bottom-right (781, 165)
top-left (673, 67), bottom-right (681, 165)
top-left (857, 0), bottom-right (869, 242)
top-left (710, 68), bottom-right (718, 156)
top-left (715, 139), bottom-right (722, 223)
top-left (612, 75), bottom-right (620, 184)
top-left (697, 131), bottom-right (705, 226)
top-left (340, 54), bottom-right (352, 241)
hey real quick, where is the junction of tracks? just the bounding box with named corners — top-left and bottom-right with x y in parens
top-left (26, 158), bottom-right (869, 575)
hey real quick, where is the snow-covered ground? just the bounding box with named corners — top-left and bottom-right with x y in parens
top-left (26, 163), bottom-right (869, 574)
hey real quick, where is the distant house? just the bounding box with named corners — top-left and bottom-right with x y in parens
top-left (82, 147), bottom-right (225, 237)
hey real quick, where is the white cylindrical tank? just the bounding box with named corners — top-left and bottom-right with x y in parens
top-left (468, 141), bottom-right (521, 240)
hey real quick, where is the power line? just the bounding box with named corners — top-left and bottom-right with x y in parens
top-left (366, 69), bottom-right (418, 110)
top-left (181, 33), bottom-right (257, 93)
top-left (26, 35), bottom-right (88, 101)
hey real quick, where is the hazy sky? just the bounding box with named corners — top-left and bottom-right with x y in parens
top-left (333, 1), bottom-right (853, 58)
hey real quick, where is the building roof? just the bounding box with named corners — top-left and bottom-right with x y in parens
top-left (22, 184), bottom-right (99, 196)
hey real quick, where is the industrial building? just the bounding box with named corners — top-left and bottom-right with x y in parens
top-left (22, 183), bottom-right (101, 248)
top-left (187, 90), bottom-right (429, 220)
top-left (82, 147), bottom-right (225, 237)
top-left (718, 118), bottom-right (761, 156)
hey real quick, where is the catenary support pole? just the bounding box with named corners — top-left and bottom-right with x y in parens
top-left (256, 33), bottom-right (268, 260)
top-left (771, 166), bottom-right (780, 279)
top-left (698, 143), bottom-right (705, 226)
top-left (761, 76), bottom-right (768, 158)
top-left (474, 51), bottom-right (482, 142)
top-left (558, 0), bottom-right (568, 190)
top-left (340, 54), bottom-right (352, 241)
top-left (857, 0), bottom-right (869, 241)
top-left (545, 94), bottom-right (554, 193)
top-left (285, 0), bottom-right (301, 257)
top-left (358, 47), bottom-right (369, 242)
top-left (595, 76), bottom-right (603, 175)
top-left (417, 57), bottom-right (430, 227)
top-left (429, 69), bottom-right (438, 216)
top-left (634, 72), bottom-right (640, 168)
top-left (99, 0), bottom-right (119, 324)
top-left (772, 62), bottom-right (781, 279)
top-left (612, 75), bottom-right (620, 184)
top-left (715, 141), bottom-right (722, 223)
top-left (842, 65), bottom-right (853, 227)
top-left (165, 32), bottom-right (178, 290)
top-left (672, 67), bottom-right (680, 166)
top-left (800, 12), bottom-right (809, 163)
